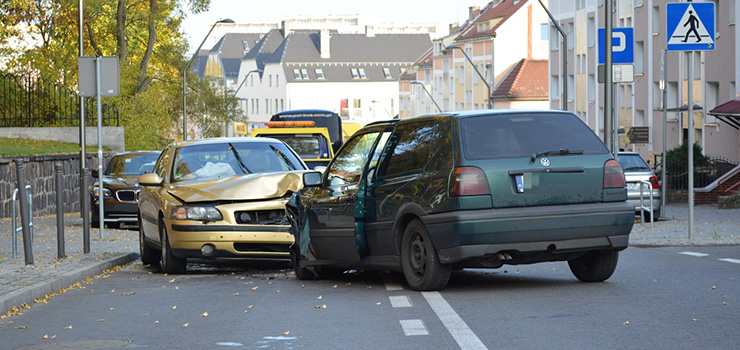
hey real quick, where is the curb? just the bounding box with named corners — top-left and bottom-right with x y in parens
top-left (0, 252), bottom-right (139, 317)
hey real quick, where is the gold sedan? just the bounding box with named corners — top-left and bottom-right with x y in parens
top-left (137, 137), bottom-right (310, 273)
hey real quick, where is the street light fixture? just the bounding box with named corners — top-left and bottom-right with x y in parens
top-left (410, 81), bottom-right (443, 113)
top-left (445, 45), bottom-right (492, 109)
top-left (182, 18), bottom-right (235, 141)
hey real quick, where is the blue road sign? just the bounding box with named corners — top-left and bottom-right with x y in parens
top-left (598, 28), bottom-right (634, 64)
top-left (667, 2), bottom-right (715, 51)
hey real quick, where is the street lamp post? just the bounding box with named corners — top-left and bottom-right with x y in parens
top-left (410, 81), bottom-right (442, 113)
top-left (445, 45), bottom-right (492, 109)
top-left (182, 18), bottom-right (234, 141)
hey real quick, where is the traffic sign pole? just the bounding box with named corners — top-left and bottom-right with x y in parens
top-left (688, 52), bottom-right (694, 241)
top-left (605, 0), bottom-right (613, 154)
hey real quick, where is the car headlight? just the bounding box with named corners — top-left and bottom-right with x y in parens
top-left (170, 206), bottom-right (223, 221)
top-left (92, 186), bottom-right (112, 197)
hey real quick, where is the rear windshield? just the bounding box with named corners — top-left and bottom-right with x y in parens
top-left (461, 113), bottom-right (609, 160)
top-left (617, 154), bottom-right (651, 171)
top-left (267, 134), bottom-right (324, 157)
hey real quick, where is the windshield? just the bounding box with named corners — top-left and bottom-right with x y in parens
top-left (268, 134), bottom-right (324, 158)
top-left (105, 153), bottom-right (159, 176)
top-left (617, 154), bottom-right (652, 171)
top-left (461, 113), bottom-right (609, 160)
top-left (172, 141), bottom-right (305, 182)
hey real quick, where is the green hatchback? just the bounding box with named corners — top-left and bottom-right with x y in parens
top-left (286, 110), bottom-right (635, 291)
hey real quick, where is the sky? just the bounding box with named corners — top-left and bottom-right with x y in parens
top-left (181, 0), bottom-right (488, 51)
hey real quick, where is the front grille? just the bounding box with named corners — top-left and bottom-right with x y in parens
top-left (234, 209), bottom-right (289, 225)
top-left (116, 190), bottom-right (138, 202)
top-left (233, 243), bottom-right (291, 253)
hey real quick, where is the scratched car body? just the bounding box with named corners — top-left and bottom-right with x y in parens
top-left (137, 137), bottom-right (311, 273)
top-left (287, 110), bottom-right (635, 291)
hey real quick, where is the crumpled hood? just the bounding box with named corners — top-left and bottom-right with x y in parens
top-left (168, 172), bottom-right (306, 203)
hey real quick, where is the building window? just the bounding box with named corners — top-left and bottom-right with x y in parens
top-left (635, 41), bottom-right (644, 75)
top-left (269, 75), bottom-right (272, 87)
top-left (243, 41), bottom-right (250, 50)
top-left (383, 68), bottom-right (392, 79)
top-left (587, 16), bottom-right (595, 46)
top-left (256, 99), bottom-right (259, 114)
top-left (359, 68), bottom-right (367, 79)
top-left (276, 75), bottom-right (279, 87)
top-left (340, 99), bottom-right (349, 117)
top-left (550, 25), bottom-right (560, 50)
top-left (301, 69), bottom-right (309, 79)
top-left (652, 6), bottom-right (661, 34)
top-left (293, 69), bottom-right (301, 79)
top-left (351, 68), bottom-right (359, 79)
top-left (316, 68), bottom-right (325, 79)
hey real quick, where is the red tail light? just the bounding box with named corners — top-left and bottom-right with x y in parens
top-left (604, 160), bottom-right (626, 188)
top-left (649, 176), bottom-right (660, 190)
top-left (450, 167), bottom-right (491, 196)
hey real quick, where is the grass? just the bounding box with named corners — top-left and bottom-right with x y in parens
top-left (0, 138), bottom-right (108, 156)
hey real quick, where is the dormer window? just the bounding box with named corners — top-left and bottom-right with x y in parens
top-left (242, 41), bottom-right (250, 50)
top-left (358, 68), bottom-right (367, 79)
top-left (293, 69), bottom-right (301, 79)
top-left (316, 68), bottom-right (325, 79)
top-left (301, 69), bottom-right (309, 79)
top-left (351, 68), bottom-right (360, 79)
top-left (383, 68), bottom-right (392, 79)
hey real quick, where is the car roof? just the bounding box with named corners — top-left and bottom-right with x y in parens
top-left (365, 109), bottom-right (577, 127)
top-left (172, 137), bottom-right (286, 148)
top-left (111, 150), bottom-right (160, 157)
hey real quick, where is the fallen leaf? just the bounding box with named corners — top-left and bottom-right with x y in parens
top-left (282, 331), bottom-right (291, 335)
top-left (110, 308), bottom-right (115, 311)
top-left (143, 313), bottom-right (149, 316)
top-left (233, 293), bottom-right (240, 296)
top-left (317, 295), bottom-right (323, 300)
top-left (201, 312), bottom-right (208, 317)
top-left (182, 323), bottom-right (189, 327)
top-left (15, 326), bottom-right (28, 329)
top-left (252, 286), bottom-right (259, 290)
top-left (247, 305), bottom-right (254, 309)
top-left (122, 292), bottom-right (135, 296)
top-left (172, 305), bottom-right (177, 310)
top-left (65, 325), bottom-right (72, 330)
top-left (723, 302), bottom-right (728, 305)
top-left (712, 286), bottom-right (717, 290)
top-left (623, 321), bottom-right (630, 325)
top-left (275, 290), bottom-right (280, 293)
top-left (110, 289), bottom-right (115, 293)
top-left (97, 319), bottom-right (104, 322)
top-left (42, 334), bottom-right (48, 339)
top-left (51, 335), bottom-right (56, 339)
top-left (332, 285), bottom-right (337, 288)
top-left (692, 318), bottom-right (698, 322)
top-left (154, 320), bottom-right (159, 324)
top-left (376, 302), bottom-right (382, 305)
top-left (169, 279), bottom-right (176, 283)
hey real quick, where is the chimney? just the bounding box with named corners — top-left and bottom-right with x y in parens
top-left (320, 29), bottom-right (331, 59)
top-left (469, 6), bottom-right (481, 21)
top-left (449, 23), bottom-right (460, 33)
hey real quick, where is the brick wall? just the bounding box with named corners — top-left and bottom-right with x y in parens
top-left (1, 154), bottom-right (111, 219)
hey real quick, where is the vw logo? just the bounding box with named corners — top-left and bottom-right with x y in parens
top-left (540, 158), bottom-right (551, 167)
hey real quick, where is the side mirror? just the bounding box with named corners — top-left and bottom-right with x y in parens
top-left (302, 171), bottom-right (323, 187)
top-left (138, 173), bottom-right (163, 187)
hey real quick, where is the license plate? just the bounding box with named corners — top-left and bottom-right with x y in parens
top-left (627, 183), bottom-right (648, 191)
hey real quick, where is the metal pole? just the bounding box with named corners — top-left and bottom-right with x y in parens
top-left (79, 0), bottom-right (88, 225)
top-left (82, 168), bottom-right (90, 253)
top-left (688, 52), bottom-right (694, 240)
top-left (55, 163), bottom-right (66, 259)
top-left (95, 57), bottom-right (105, 239)
top-left (15, 159), bottom-right (34, 266)
top-left (614, 83), bottom-right (619, 153)
top-left (661, 50), bottom-right (667, 218)
top-left (537, 0), bottom-right (567, 111)
top-left (605, 0), bottom-right (614, 154)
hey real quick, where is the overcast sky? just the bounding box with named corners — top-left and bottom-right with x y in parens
top-left (181, 0), bottom-right (488, 50)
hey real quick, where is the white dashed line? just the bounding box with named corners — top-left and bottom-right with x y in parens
top-left (679, 251), bottom-right (709, 257)
top-left (719, 258), bottom-right (740, 264)
top-left (383, 277), bottom-right (404, 291)
top-left (422, 292), bottom-right (487, 350)
top-left (400, 319), bottom-right (429, 336)
top-left (389, 295), bottom-right (412, 308)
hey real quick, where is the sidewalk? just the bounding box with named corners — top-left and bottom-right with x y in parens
top-left (2, 203), bottom-right (740, 317)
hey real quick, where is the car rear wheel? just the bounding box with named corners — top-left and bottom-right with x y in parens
top-left (139, 214), bottom-right (159, 265)
top-left (401, 219), bottom-right (451, 291)
top-left (290, 245), bottom-right (318, 280)
top-left (160, 221), bottom-right (187, 274)
top-left (568, 250), bottom-right (619, 282)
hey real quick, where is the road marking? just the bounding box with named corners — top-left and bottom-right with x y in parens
top-left (383, 277), bottom-right (404, 291)
top-left (400, 319), bottom-right (428, 336)
top-left (679, 251), bottom-right (709, 257)
top-left (389, 295), bottom-right (412, 308)
top-left (422, 292), bottom-right (487, 350)
top-left (719, 258), bottom-right (740, 264)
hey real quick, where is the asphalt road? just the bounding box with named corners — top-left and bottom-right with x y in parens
top-left (1, 246), bottom-right (738, 350)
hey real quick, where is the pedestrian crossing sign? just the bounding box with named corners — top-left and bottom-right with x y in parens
top-left (667, 2), bottom-right (715, 51)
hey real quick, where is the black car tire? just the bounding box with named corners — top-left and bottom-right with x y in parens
top-left (160, 221), bottom-right (187, 274)
top-left (401, 219), bottom-right (451, 291)
top-left (568, 250), bottom-right (619, 282)
top-left (139, 214), bottom-right (160, 265)
top-left (290, 245), bottom-right (318, 280)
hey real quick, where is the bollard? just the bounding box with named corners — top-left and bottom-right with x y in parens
top-left (15, 159), bottom-right (34, 266)
top-left (82, 167), bottom-right (91, 254)
top-left (55, 163), bottom-right (66, 259)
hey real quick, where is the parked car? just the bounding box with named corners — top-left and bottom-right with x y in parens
top-left (90, 151), bottom-right (160, 229)
top-left (616, 152), bottom-right (661, 220)
top-left (137, 137), bottom-right (311, 273)
top-left (286, 110), bottom-right (635, 291)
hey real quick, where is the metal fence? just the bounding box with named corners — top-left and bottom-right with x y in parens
top-left (0, 71), bottom-right (118, 127)
top-left (660, 156), bottom-right (738, 190)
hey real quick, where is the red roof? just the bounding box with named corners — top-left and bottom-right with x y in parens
top-left (457, 0), bottom-right (529, 41)
top-left (492, 59), bottom-right (548, 100)
top-left (709, 98), bottom-right (740, 117)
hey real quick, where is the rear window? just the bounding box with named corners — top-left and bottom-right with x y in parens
top-left (267, 134), bottom-right (324, 157)
top-left (617, 154), bottom-right (651, 171)
top-left (461, 113), bottom-right (608, 160)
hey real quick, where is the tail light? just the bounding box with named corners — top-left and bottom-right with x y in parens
top-left (450, 167), bottom-right (491, 196)
top-left (603, 160), bottom-right (626, 188)
top-left (648, 176), bottom-right (660, 190)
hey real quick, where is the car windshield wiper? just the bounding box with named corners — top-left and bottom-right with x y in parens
top-left (228, 143), bottom-right (252, 174)
top-left (270, 145), bottom-right (297, 170)
top-left (530, 148), bottom-right (583, 163)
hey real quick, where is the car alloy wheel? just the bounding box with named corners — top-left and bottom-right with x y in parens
top-left (160, 221), bottom-right (187, 274)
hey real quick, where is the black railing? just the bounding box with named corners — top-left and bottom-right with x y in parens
top-left (659, 157), bottom-right (738, 190)
top-left (0, 71), bottom-right (118, 127)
